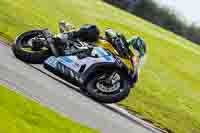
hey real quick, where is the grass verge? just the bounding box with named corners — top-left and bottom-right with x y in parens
top-left (0, 84), bottom-right (99, 133)
top-left (0, 0), bottom-right (200, 132)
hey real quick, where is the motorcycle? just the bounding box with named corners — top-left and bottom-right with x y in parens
top-left (12, 28), bottom-right (140, 103)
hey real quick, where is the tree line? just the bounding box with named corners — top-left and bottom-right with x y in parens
top-left (103, 0), bottom-right (200, 45)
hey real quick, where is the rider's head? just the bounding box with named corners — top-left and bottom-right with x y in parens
top-left (79, 24), bottom-right (100, 42)
top-left (127, 36), bottom-right (146, 58)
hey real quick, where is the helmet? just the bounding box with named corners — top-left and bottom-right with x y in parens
top-left (127, 36), bottom-right (146, 57)
top-left (79, 24), bottom-right (100, 42)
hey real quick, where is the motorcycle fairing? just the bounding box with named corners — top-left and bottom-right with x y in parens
top-left (44, 47), bottom-right (117, 81)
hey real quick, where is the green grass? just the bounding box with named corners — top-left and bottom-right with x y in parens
top-left (0, 84), bottom-right (99, 133)
top-left (0, 0), bottom-right (200, 132)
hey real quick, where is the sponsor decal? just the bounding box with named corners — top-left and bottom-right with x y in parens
top-left (95, 47), bottom-right (112, 61)
top-left (62, 57), bottom-right (73, 63)
top-left (46, 57), bottom-right (57, 67)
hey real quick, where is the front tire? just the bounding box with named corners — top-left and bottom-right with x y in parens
top-left (85, 68), bottom-right (130, 103)
top-left (12, 30), bottom-right (51, 64)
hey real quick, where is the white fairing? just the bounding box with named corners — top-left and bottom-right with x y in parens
top-left (59, 48), bottom-right (116, 73)
top-left (45, 47), bottom-right (116, 73)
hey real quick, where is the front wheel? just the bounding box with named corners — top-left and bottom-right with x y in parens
top-left (12, 30), bottom-right (51, 64)
top-left (85, 68), bottom-right (130, 103)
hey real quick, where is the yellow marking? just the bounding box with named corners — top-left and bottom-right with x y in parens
top-left (96, 40), bottom-right (133, 69)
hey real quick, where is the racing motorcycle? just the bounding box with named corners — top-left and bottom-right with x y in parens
top-left (12, 28), bottom-right (142, 103)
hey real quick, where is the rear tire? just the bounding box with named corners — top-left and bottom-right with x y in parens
top-left (12, 30), bottom-right (51, 64)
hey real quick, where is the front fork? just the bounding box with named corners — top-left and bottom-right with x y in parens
top-left (108, 72), bottom-right (120, 85)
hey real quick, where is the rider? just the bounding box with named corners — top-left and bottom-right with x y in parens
top-left (58, 21), bottom-right (147, 85)
top-left (102, 28), bottom-right (146, 85)
top-left (58, 21), bottom-right (146, 58)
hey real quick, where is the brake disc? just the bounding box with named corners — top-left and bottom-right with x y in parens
top-left (96, 73), bottom-right (121, 93)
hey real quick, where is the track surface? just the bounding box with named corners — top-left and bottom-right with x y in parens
top-left (0, 42), bottom-right (162, 133)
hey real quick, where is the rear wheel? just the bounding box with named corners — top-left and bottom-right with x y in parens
top-left (12, 30), bottom-right (51, 64)
top-left (85, 68), bottom-right (130, 103)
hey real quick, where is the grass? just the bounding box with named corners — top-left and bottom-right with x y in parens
top-left (0, 0), bottom-right (200, 132)
top-left (0, 84), bottom-right (99, 133)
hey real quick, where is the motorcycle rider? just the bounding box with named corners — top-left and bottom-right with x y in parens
top-left (58, 21), bottom-right (146, 58)
top-left (57, 21), bottom-right (147, 85)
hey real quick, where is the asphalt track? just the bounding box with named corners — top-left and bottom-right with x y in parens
top-left (0, 41), bottom-right (163, 133)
